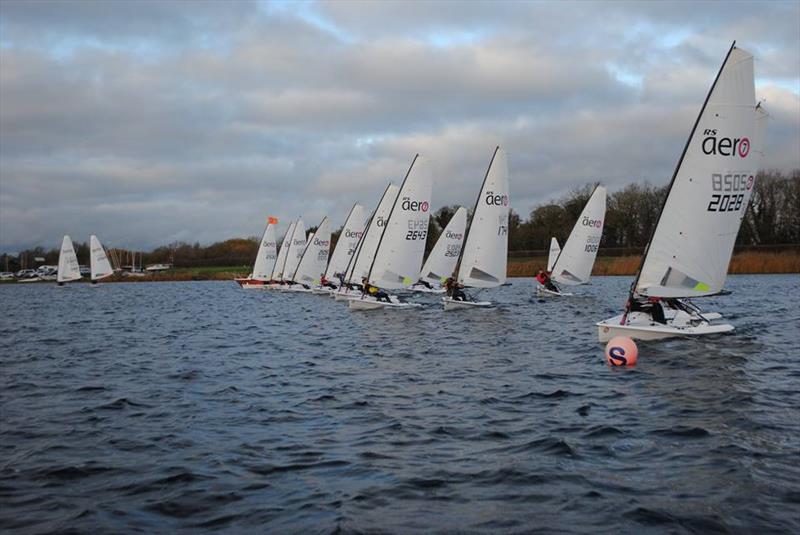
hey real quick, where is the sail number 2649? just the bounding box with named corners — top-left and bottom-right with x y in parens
top-left (707, 173), bottom-right (753, 213)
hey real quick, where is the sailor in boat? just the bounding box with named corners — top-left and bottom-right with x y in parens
top-left (320, 274), bottom-right (338, 290)
top-left (444, 277), bottom-right (467, 301)
top-left (361, 277), bottom-right (391, 303)
top-left (628, 296), bottom-right (667, 324)
top-left (535, 269), bottom-right (560, 293)
top-left (413, 278), bottom-right (434, 290)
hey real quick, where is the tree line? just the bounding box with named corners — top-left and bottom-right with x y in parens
top-left (3, 170), bottom-right (797, 272)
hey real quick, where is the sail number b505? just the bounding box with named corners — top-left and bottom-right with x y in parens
top-left (707, 173), bottom-right (751, 212)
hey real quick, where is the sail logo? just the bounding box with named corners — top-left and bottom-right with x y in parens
top-left (344, 229), bottom-right (363, 239)
top-left (445, 231), bottom-right (463, 240)
top-left (263, 240), bottom-right (276, 248)
top-left (701, 130), bottom-right (750, 158)
top-left (292, 239), bottom-right (304, 246)
top-left (401, 197), bottom-right (429, 212)
top-left (485, 191), bottom-right (509, 206)
top-left (581, 217), bottom-right (603, 228)
top-left (313, 238), bottom-right (329, 247)
top-left (376, 216), bottom-right (387, 227)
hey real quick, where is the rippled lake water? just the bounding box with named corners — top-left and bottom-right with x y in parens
top-left (1, 275), bottom-right (799, 533)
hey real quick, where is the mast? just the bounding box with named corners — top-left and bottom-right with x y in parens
top-left (623, 41), bottom-right (737, 317)
top-left (366, 155), bottom-right (419, 285)
top-left (452, 145), bottom-right (500, 284)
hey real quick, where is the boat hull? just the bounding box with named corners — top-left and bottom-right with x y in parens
top-left (409, 284), bottom-right (446, 294)
top-left (348, 296), bottom-right (420, 310)
top-left (536, 286), bottom-right (573, 297)
top-left (442, 297), bottom-right (492, 310)
top-left (597, 312), bottom-right (733, 342)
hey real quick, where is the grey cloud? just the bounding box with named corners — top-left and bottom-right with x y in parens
top-left (0, 0), bottom-right (798, 252)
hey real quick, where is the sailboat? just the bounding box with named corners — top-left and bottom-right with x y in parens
top-left (537, 186), bottom-right (607, 297)
top-left (89, 235), bottom-right (114, 283)
top-left (597, 42), bottom-right (764, 342)
top-left (443, 146), bottom-right (509, 310)
top-left (269, 220), bottom-right (297, 287)
top-left (57, 235), bottom-right (82, 286)
top-left (314, 203), bottom-right (366, 294)
top-left (236, 217), bottom-right (279, 289)
top-left (349, 155), bottom-right (432, 310)
top-left (547, 237), bottom-right (560, 272)
top-left (409, 206), bottom-right (467, 293)
top-left (287, 216), bottom-right (331, 291)
top-left (334, 183), bottom-right (399, 301)
top-left (278, 218), bottom-right (307, 289)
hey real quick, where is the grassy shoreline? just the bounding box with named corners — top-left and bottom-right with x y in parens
top-left (2, 250), bottom-right (797, 284)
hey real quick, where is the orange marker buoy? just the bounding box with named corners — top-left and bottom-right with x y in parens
top-left (605, 336), bottom-right (638, 367)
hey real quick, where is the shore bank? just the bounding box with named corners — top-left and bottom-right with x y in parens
top-left (2, 250), bottom-right (797, 284)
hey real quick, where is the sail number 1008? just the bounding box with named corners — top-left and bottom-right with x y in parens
top-left (707, 173), bottom-right (752, 212)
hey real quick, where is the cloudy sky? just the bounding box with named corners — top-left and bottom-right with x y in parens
top-left (1, 0), bottom-right (798, 252)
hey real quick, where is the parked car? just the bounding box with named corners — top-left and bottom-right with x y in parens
top-left (79, 265), bottom-right (90, 276)
top-left (15, 269), bottom-right (38, 279)
top-left (0, 272), bottom-right (15, 280)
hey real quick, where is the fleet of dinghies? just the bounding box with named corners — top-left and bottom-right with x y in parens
top-left (236, 42), bottom-right (767, 343)
top-left (42, 43), bottom-right (768, 344)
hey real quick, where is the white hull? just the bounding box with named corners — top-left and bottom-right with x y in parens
top-left (334, 289), bottom-right (362, 301)
top-left (442, 297), bottom-right (493, 310)
top-left (536, 286), bottom-right (573, 297)
top-left (597, 311), bottom-right (732, 342)
top-left (409, 284), bottom-right (446, 294)
top-left (286, 284), bottom-right (312, 293)
top-left (348, 295), bottom-right (420, 310)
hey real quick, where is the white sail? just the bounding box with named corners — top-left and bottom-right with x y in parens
top-left (547, 237), bottom-right (560, 272)
top-left (457, 146), bottom-right (510, 288)
top-left (348, 184), bottom-right (400, 283)
top-left (551, 186), bottom-right (606, 286)
top-left (271, 221), bottom-right (296, 281)
top-left (419, 206), bottom-right (467, 285)
top-left (57, 235), bottom-right (81, 283)
top-left (636, 46), bottom-right (758, 298)
top-left (369, 155), bottom-right (432, 289)
top-left (90, 235), bottom-right (114, 281)
top-left (282, 218), bottom-right (306, 281)
top-left (324, 203), bottom-right (366, 280)
top-left (293, 217), bottom-right (331, 285)
top-left (252, 221), bottom-right (278, 281)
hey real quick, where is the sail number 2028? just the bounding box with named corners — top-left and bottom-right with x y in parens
top-left (707, 173), bottom-right (752, 212)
